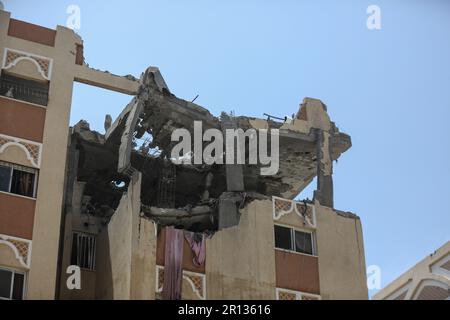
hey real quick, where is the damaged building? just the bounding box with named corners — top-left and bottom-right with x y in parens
top-left (0, 10), bottom-right (368, 300)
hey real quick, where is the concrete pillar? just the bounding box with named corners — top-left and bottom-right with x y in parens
top-left (27, 26), bottom-right (79, 299)
top-left (218, 113), bottom-right (244, 229)
top-left (220, 112), bottom-right (244, 192)
top-left (313, 129), bottom-right (334, 208)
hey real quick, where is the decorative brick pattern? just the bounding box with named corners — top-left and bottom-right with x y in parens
top-left (8, 239), bottom-right (29, 264)
top-left (274, 198), bottom-right (293, 215)
top-left (295, 202), bottom-right (314, 227)
top-left (0, 234), bottom-right (32, 268)
top-left (276, 288), bottom-right (321, 300)
top-left (156, 266), bottom-right (206, 300)
top-left (301, 294), bottom-right (320, 300)
top-left (3, 48), bottom-right (52, 80)
top-left (5, 50), bottom-right (21, 66)
top-left (0, 133), bottom-right (42, 168)
top-left (183, 272), bottom-right (205, 300)
top-left (273, 196), bottom-right (316, 228)
top-left (278, 290), bottom-right (297, 300)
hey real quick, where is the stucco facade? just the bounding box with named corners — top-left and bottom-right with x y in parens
top-left (0, 10), bottom-right (136, 299)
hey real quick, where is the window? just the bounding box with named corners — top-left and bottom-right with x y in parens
top-left (0, 72), bottom-right (49, 106)
top-left (0, 268), bottom-right (25, 300)
top-left (0, 161), bottom-right (37, 198)
top-left (294, 230), bottom-right (313, 255)
top-left (71, 232), bottom-right (96, 271)
top-left (274, 225), bottom-right (292, 250)
top-left (274, 224), bottom-right (315, 255)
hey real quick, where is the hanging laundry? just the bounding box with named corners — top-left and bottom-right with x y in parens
top-left (184, 231), bottom-right (206, 267)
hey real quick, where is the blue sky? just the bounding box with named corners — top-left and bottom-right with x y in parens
top-left (4, 0), bottom-right (450, 297)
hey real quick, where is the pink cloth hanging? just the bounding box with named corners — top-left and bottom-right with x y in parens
top-left (184, 231), bottom-right (206, 267)
top-left (162, 226), bottom-right (184, 300)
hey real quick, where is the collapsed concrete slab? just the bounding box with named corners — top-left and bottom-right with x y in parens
top-left (69, 66), bottom-right (351, 232)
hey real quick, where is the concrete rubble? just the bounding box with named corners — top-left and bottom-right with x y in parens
top-left (68, 66), bottom-right (351, 232)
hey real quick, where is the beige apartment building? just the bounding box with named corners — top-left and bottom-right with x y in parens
top-left (0, 10), bottom-right (368, 300)
top-left (373, 242), bottom-right (450, 300)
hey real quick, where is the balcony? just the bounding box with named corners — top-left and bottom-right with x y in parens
top-left (0, 73), bottom-right (49, 106)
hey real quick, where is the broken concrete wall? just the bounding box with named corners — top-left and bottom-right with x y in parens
top-left (73, 68), bottom-right (353, 232)
top-left (205, 199), bottom-right (276, 299)
top-left (95, 172), bottom-right (156, 299)
top-left (315, 203), bottom-right (368, 300)
top-left (278, 97), bottom-right (331, 134)
top-left (130, 203), bottom-right (156, 299)
top-left (58, 62), bottom-right (364, 300)
top-left (95, 183), bottom-right (133, 299)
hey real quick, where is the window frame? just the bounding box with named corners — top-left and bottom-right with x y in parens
top-left (0, 164), bottom-right (13, 193)
top-left (274, 223), bottom-right (317, 257)
top-left (0, 266), bottom-right (26, 300)
top-left (0, 161), bottom-right (38, 198)
top-left (273, 224), bottom-right (293, 251)
top-left (0, 71), bottom-right (50, 106)
top-left (293, 229), bottom-right (315, 256)
top-left (71, 231), bottom-right (97, 271)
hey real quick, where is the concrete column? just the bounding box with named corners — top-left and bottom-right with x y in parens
top-left (218, 113), bottom-right (244, 229)
top-left (27, 26), bottom-right (79, 299)
top-left (0, 11), bottom-right (10, 64)
top-left (313, 129), bottom-right (334, 208)
top-left (220, 112), bottom-right (244, 192)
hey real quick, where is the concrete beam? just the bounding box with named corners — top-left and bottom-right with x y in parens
top-left (74, 65), bottom-right (139, 95)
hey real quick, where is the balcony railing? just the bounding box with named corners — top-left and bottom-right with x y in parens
top-left (0, 73), bottom-right (49, 106)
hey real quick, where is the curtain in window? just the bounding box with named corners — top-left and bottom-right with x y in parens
top-left (294, 231), bottom-right (312, 254)
top-left (11, 170), bottom-right (34, 197)
top-left (162, 226), bottom-right (184, 300)
top-left (20, 171), bottom-right (33, 197)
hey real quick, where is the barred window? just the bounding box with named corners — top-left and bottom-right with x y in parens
top-left (71, 232), bottom-right (96, 271)
top-left (0, 72), bottom-right (49, 106)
